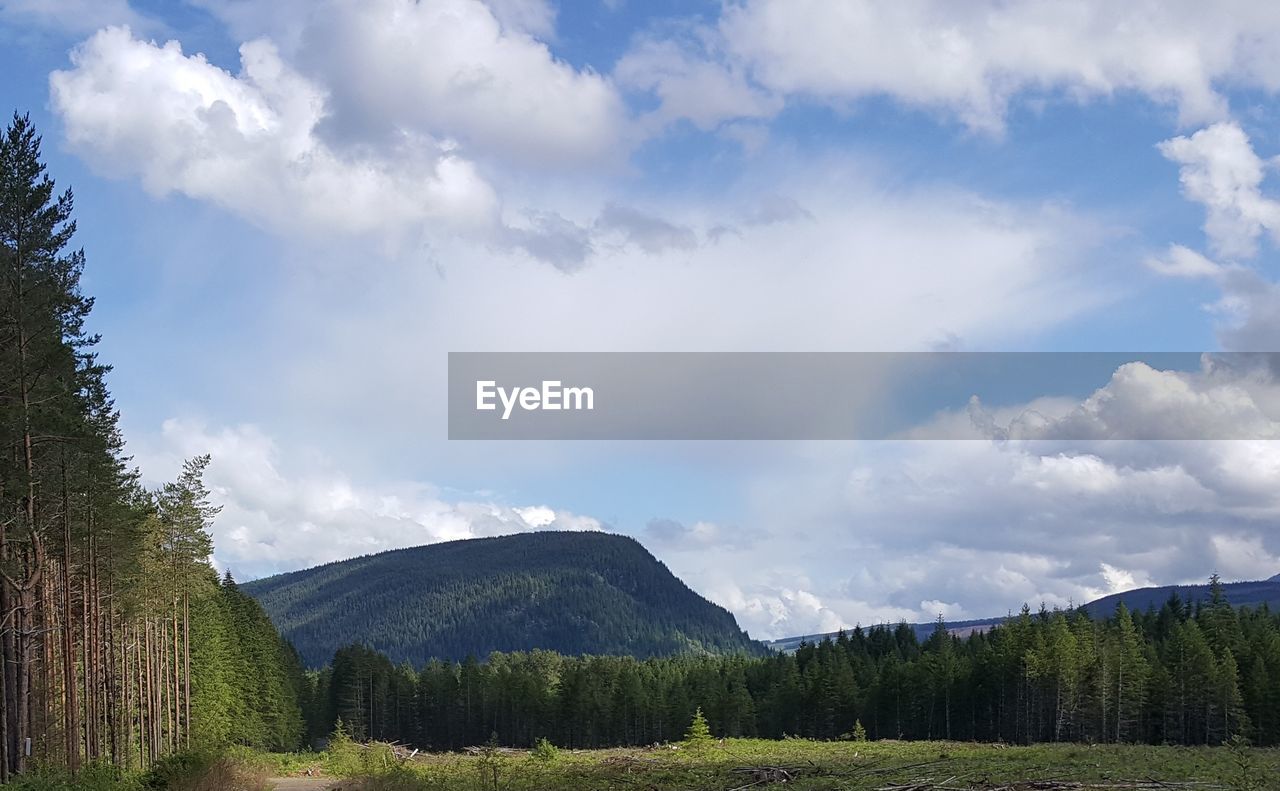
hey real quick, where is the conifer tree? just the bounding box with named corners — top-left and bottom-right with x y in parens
top-left (684, 706), bottom-right (711, 745)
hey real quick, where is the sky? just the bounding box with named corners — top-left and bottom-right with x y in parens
top-left (4, 0), bottom-right (1280, 639)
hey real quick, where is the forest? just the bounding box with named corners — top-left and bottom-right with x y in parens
top-left (307, 580), bottom-right (1280, 751)
top-left (5, 105), bottom-right (1280, 790)
top-left (0, 112), bottom-right (305, 781)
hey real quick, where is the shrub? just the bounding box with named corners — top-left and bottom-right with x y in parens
top-left (141, 752), bottom-right (269, 791)
top-left (141, 752), bottom-right (214, 790)
top-left (530, 737), bottom-right (559, 763)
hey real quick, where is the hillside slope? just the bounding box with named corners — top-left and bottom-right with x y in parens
top-left (243, 531), bottom-right (763, 667)
top-left (1081, 577), bottom-right (1280, 619)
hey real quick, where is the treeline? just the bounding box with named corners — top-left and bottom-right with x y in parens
top-left (306, 578), bottom-right (1280, 749)
top-left (0, 113), bottom-right (304, 780)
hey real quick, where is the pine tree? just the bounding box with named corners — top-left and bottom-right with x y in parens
top-left (684, 706), bottom-right (711, 745)
top-left (1110, 604), bottom-right (1148, 743)
top-left (0, 112), bottom-right (306, 777)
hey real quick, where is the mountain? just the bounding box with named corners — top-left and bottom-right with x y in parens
top-left (766, 617), bottom-right (1001, 653)
top-left (1080, 577), bottom-right (1280, 619)
top-left (243, 531), bottom-right (763, 667)
top-left (766, 574), bottom-right (1280, 652)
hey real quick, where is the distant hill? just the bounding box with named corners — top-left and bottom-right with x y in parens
top-left (766, 575), bottom-right (1280, 652)
top-left (1080, 578), bottom-right (1280, 619)
top-left (243, 531), bottom-right (764, 668)
top-left (765, 617), bottom-right (1004, 652)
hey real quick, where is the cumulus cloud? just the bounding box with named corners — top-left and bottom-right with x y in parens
top-left (50, 27), bottom-right (500, 248)
top-left (44, 3), bottom-right (644, 270)
top-left (1158, 123), bottom-right (1280, 260)
top-left (280, 0), bottom-right (627, 167)
top-left (676, 355), bottom-right (1280, 637)
top-left (42, 2), bottom-right (1246, 643)
top-left (702, 577), bottom-right (852, 638)
top-left (1150, 123), bottom-right (1280, 349)
top-left (137, 418), bottom-right (604, 578)
top-left (622, 0), bottom-right (1280, 134)
top-left (190, 0), bottom-right (626, 166)
top-left (962, 359), bottom-right (1280, 441)
top-left (729, 436), bottom-right (1280, 635)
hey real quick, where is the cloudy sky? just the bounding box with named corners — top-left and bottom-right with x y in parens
top-left (5, 0), bottom-right (1280, 639)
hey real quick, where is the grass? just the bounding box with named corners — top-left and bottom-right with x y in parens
top-left (5, 749), bottom-right (279, 791)
top-left (21, 739), bottom-right (1267, 789)
top-left (297, 737), bottom-right (1280, 790)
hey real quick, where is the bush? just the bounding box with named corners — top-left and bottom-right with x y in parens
top-left (324, 717), bottom-right (364, 776)
top-left (140, 751), bottom-right (269, 791)
top-left (530, 737), bottom-right (559, 762)
top-left (141, 752), bottom-right (214, 790)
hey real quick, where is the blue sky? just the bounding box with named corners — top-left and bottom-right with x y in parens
top-left (4, 0), bottom-right (1280, 638)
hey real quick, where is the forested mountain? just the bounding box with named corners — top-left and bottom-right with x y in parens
top-left (1082, 577), bottom-right (1280, 619)
top-left (767, 573), bottom-right (1280, 651)
top-left (0, 113), bottom-right (304, 780)
top-left (243, 531), bottom-right (763, 667)
top-left (304, 579), bottom-right (1280, 749)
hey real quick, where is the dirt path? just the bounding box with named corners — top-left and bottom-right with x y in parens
top-left (268, 778), bottom-right (339, 791)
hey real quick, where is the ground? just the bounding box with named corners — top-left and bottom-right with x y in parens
top-left (269, 779), bottom-right (337, 791)
top-left (284, 738), bottom-right (1280, 790)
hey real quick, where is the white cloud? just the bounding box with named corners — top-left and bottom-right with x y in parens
top-left (1158, 123), bottom-right (1280, 260)
top-left (1149, 123), bottom-right (1280, 349)
top-left (1145, 244), bottom-right (1227, 279)
top-left (138, 418), bottom-right (603, 579)
top-left (194, 0), bottom-right (627, 167)
top-left (740, 437), bottom-right (1280, 634)
top-left (962, 360), bottom-right (1280, 442)
top-left (46, 4), bottom-right (640, 269)
top-left (615, 36), bottom-right (781, 131)
top-left (704, 577), bottom-right (852, 638)
top-left (50, 27), bottom-right (500, 248)
top-left (46, 2), bottom-right (1255, 644)
top-left (624, 0), bottom-right (1280, 133)
top-left (1208, 533), bottom-right (1280, 581)
top-left (681, 356), bottom-right (1280, 637)
top-left (1099, 563), bottom-right (1154, 595)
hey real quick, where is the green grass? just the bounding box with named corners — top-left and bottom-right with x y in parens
top-left (293, 738), bottom-right (1280, 790)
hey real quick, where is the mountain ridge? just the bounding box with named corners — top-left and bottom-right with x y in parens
top-left (244, 531), bottom-right (764, 667)
top-left (767, 573), bottom-right (1280, 651)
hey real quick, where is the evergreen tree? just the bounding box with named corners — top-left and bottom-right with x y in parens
top-left (0, 111), bottom-right (306, 778)
top-left (684, 707), bottom-right (711, 744)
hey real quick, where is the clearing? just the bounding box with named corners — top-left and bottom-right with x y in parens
top-left (306, 738), bottom-right (1279, 789)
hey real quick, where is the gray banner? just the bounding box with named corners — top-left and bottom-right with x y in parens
top-left (447, 352), bottom-right (1280, 440)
